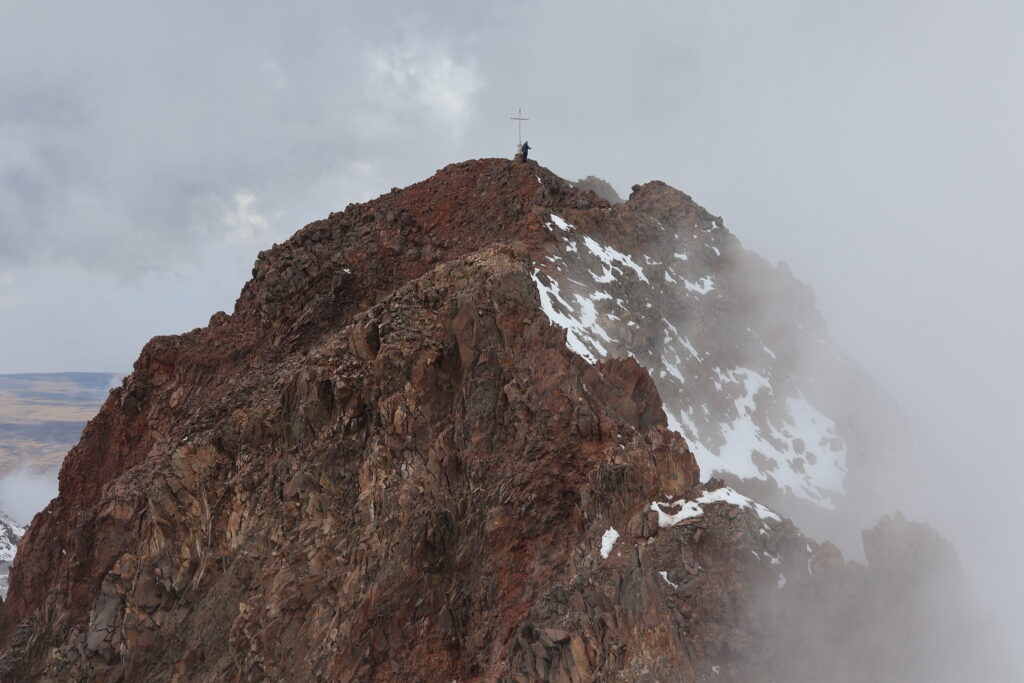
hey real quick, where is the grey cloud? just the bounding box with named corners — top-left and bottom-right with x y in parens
top-left (0, 2), bottom-right (485, 275)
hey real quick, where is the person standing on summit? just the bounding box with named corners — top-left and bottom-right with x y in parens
top-left (520, 141), bottom-right (530, 162)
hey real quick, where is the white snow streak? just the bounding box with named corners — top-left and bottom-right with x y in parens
top-left (683, 277), bottom-right (714, 295)
top-left (581, 236), bottom-right (649, 284)
top-left (651, 486), bottom-right (781, 529)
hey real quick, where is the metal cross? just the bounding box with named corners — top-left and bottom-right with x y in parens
top-left (510, 108), bottom-right (529, 147)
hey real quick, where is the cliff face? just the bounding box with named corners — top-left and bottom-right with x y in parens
top-left (0, 159), bottom-right (1006, 681)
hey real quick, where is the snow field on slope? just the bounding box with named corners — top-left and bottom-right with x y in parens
top-left (677, 368), bottom-right (847, 508)
top-left (532, 213), bottom-right (846, 508)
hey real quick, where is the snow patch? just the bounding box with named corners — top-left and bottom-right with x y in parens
top-left (650, 498), bottom-right (703, 527)
top-left (697, 486), bottom-right (781, 522)
top-left (549, 213), bottom-right (573, 232)
top-left (600, 527), bottom-right (619, 559)
top-left (532, 270), bottom-right (612, 363)
top-left (684, 277), bottom-right (714, 295)
top-left (651, 486), bottom-right (781, 529)
top-left (581, 236), bottom-right (649, 283)
top-left (670, 368), bottom-right (846, 508)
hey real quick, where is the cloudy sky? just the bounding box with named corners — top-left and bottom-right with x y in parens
top-left (1, 0), bottom-right (1021, 644)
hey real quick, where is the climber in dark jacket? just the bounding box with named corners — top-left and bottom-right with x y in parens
top-left (520, 141), bottom-right (531, 162)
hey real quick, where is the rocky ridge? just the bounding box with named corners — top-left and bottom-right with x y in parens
top-left (0, 159), bottom-right (1007, 681)
top-left (569, 177), bottom-right (623, 204)
top-left (529, 182), bottom-right (908, 523)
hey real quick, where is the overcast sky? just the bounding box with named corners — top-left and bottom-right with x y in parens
top-left (1, 0), bottom-right (1021, 647)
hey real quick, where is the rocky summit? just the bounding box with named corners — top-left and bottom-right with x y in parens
top-left (0, 159), bottom-right (1008, 681)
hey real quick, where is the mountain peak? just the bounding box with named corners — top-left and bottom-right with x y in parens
top-left (0, 159), bottom-right (1006, 681)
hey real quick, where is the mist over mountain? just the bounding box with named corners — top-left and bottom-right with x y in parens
top-left (0, 159), bottom-right (1011, 681)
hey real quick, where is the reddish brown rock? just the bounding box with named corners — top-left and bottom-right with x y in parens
top-left (0, 159), bottom-right (1010, 681)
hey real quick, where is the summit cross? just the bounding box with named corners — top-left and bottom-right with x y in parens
top-left (510, 108), bottom-right (529, 147)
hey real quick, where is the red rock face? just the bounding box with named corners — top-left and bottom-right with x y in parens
top-left (0, 160), bottom-right (1009, 681)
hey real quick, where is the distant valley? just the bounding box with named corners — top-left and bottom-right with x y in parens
top-left (0, 373), bottom-right (121, 476)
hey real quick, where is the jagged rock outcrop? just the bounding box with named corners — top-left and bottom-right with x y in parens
top-left (570, 176), bottom-right (623, 204)
top-left (0, 159), bottom-right (1008, 681)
